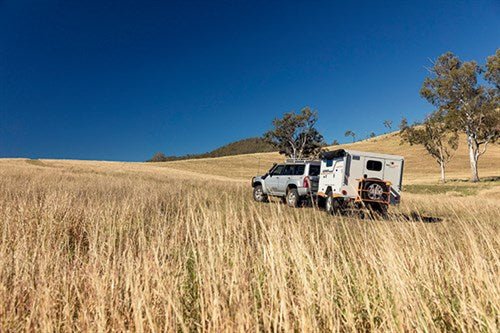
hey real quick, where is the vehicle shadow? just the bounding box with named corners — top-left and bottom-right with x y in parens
top-left (275, 199), bottom-right (444, 223)
top-left (389, 212), bottom-right (443, 223)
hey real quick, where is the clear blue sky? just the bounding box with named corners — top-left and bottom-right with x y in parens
top-left (1, 0), bottom-right (498, 161)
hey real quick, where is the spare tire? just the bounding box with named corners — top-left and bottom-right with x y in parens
top-left (362, 181), bottom-right (388, 202)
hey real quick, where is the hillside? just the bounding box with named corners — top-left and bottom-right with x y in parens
top-left (154, 132), bottom-right (500, 184)
top-left (207, 137), bottom-right (275, 156)
top-left (148, 137), bottom-right (274, 161)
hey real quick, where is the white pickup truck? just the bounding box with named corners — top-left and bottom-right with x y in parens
top-left (252, 149), bottom-right (404, 216)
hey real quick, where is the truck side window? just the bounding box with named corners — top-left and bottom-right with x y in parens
top-left (282, 165), bottom-right (295, 175)
top-left (366, 160), bottom-right (382, 171)
top-left (326, 159), bottom-right (333, 167)
top-left (272, 165), bottom-right (284, 175)
top-left (294, 165), bottom-right (305, 175)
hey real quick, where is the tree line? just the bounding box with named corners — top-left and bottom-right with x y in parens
top-left (264, 50), bottom-right (499, 182)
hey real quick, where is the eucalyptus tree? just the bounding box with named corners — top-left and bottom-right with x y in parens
top-left (344, 130), bottom-right (356, 143)
top-left (420, 51), bottom-right (499, 182)
top-left (264, 107), bottom-right (325, 159)
top-left (400, 112), bottom-right (458, 183)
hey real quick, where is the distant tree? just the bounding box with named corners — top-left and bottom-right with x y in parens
top-left (344, 130), bottom-right (356, 143)
top-left (369, 132), bottom-right (376, 138)
top-left (400, 111), bottom-right (458, 183)
top-left (264, 107), bottom-right (326, 159)
top-left (485, 49), bottom-right (500, 89)
top-left (383, 120), bottom-right (393, 131)
top-left (331, 139), bottom-right (340, 146)
top-left (421, 51), bottom-right (500, 182)
top-left (148, 152), bottom-right (168, 162)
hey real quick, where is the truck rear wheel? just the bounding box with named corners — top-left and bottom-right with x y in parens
top-left (286, 188), bottom-right (300, 207)
top-left (253, 185), bottom-right (268, 203)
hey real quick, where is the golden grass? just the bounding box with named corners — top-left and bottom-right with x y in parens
top-left (154, 132), bottom-right (500, 184)
top-left (0, 158), bottom-right (499, 331)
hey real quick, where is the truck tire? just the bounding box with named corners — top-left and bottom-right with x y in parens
top-left (253, 185), bottom-right (268, 203)
top-left (286, 188), bottom-right (300, 207)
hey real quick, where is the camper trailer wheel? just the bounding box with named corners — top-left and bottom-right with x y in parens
top-left (325, 195), bottom-right (334, 215)
top-left (286, 188), bottom-right (300, 207)
top-left (253, 185), bottom-right (268, 203)
top-left (325, 196), bottom-right (341, 215)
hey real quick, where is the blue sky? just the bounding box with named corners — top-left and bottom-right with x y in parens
top-left (1, 0), bottom-right (499, 161)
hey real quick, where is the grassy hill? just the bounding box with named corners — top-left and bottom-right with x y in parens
top-left (148, 137), bottom-right (274, 161)
top-left (153, 131), bottom-right (500, 184)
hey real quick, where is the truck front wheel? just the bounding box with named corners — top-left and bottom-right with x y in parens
top-left (253, 185), bottom-right (268, 203)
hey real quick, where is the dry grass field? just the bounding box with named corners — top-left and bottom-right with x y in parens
top-left (0, 134), bottom-right (499, 332)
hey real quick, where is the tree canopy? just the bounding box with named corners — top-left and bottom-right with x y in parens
top-left (264, 107), bottom-right (325, 159)
top-left (400, 111), bottom-right (458, 182)
top-left (420, 51), bottom-right (499, 181)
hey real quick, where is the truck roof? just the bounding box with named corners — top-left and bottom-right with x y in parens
top-left (283, 159), bottom-right (321, 164)
top-left (321, 149), bottom-right (404, 161)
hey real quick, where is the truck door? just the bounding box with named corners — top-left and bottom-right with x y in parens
top-left (279, 164), bottom-right (302, 194)
top-left (364, 158), bottom-right (385, 180)
top-left (266, 164), bottom-right (284, 194)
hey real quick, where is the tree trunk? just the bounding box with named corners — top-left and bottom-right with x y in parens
top-left (439, 161), bottom-right (446, 183)
top-left (467, 134), bottom-right (480, 182)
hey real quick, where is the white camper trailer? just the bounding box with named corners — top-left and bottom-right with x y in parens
top-left (317, 149), bottom-right (404, 215)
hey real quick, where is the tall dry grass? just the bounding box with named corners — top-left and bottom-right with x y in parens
top-left (0, 160), bottom-right (499, 332)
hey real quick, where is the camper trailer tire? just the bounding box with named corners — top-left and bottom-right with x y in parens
top-left (325, 191), bottom-right (344, 215)
top-left (325, 195), bottom-right (333, 214)
top-left (325, 195), bottom-right (341, 215)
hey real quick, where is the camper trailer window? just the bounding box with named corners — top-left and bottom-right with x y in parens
top-left (366, 160), bottom-right (382, 171)
top-left (326, 159), bottom-right (333, 167)
top-left (352, 155), bottom-right (360, 160)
